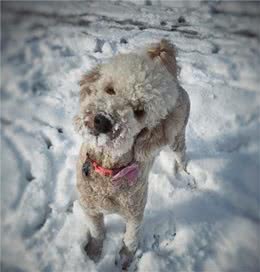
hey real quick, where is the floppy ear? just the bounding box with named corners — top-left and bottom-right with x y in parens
top-left (134, 86), bottom-right (190, 162)
top-left (133, 111), bottom-right (183, 162)
top-left (79, 66), bottom-right (100, 102)
top-left (133, 122), bottom-right (167, 162)
top-left (72, 114), bottom-right (83, 133)
top-left (147, 39), bottom-right (179, 79)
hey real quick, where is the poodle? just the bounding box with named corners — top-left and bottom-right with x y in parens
top-left (73, 39), bottom-right (190, 269)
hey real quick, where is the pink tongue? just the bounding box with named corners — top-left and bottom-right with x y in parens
top-left (112, 163), bottom-right (139, 186)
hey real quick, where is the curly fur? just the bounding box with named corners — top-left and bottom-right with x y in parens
top-left (74, 39), bottom-right (190, 267)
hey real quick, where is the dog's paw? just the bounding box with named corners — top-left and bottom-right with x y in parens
top-left (115, 243), bottom-right (135, 271)
top-left (84, 236), bottom-right (103, 263)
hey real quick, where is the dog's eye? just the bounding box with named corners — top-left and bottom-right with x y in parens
top-left (105, 86), bottom-right (116, 95)
top-left (134, 109), bottom-right (146, 119)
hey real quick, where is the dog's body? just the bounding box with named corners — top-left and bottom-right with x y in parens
top-left (74, 40), bottom-right (190, 268)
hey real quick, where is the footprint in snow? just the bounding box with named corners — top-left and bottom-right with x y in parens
top-left (172, 168), bottom-right (197, 190)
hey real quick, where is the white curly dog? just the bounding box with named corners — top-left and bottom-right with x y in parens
top-left (74, 39), bottom-right (190, 269)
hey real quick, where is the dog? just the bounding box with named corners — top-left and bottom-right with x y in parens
top-left (73, 39), bottom-right (190, 269)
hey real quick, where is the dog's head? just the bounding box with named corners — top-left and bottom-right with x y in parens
top-left (74, 40), bottom-right (179, 158)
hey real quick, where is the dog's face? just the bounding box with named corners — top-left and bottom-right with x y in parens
top-left (74, 42), bottom-right (178, 158)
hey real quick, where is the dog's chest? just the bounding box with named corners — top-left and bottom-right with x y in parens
top-left (76, 144), bottom-right (152, 214)
top-left (77, 157), bottom-right (150, 215)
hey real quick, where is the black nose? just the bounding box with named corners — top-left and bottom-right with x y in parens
top-left (94, 114), bottom-right (112, 134)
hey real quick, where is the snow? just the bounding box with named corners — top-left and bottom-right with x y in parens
top-left (1, 1), bottom-right (260, 271)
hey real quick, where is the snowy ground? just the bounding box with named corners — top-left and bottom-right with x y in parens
top-left (1, 1), bottom-right (260, 271)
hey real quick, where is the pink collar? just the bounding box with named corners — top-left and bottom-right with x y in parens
top-left (88, 156), bottom-right (139, 187)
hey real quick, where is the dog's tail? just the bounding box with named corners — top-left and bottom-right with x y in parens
top-left (147, 39), bottom-right (179, 80)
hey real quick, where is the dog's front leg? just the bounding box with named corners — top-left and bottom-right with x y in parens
top-left (118, 216), bottom-right (142, 270)
top-left (83, 212), bottom-right (105, 262)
